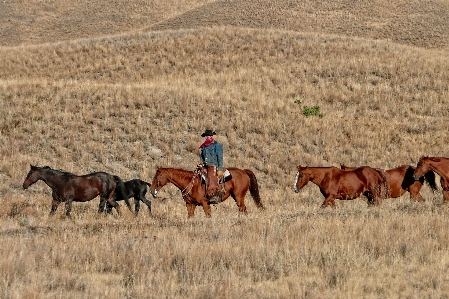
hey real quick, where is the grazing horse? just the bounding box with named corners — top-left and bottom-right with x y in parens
top-left (150, 166), bottom-right (264, 217)
top-left (293, 165), bottom-right (388, 208)
top-left (413, 156), bottom-right (449, 202)
top-left (341, 164), bottom-right (437, 202)
top-left (22, 165), bottom-right (126, 217)
top-left (107, 178), bottom-right (152, 215)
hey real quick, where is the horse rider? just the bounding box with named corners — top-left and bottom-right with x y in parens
top-left (199, 129), bottom-right (224, 203)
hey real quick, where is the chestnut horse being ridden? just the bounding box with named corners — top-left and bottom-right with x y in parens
top-left (341, 164), bottom-right (437, 202)
top-left (294, 165), bottom-right (388, 208)
top-left (150, 166), bottom-right (264, 217)
top-left (413, 156), bottom-right (449, 202)
top-left (22, 165), bottom-right (129, 217)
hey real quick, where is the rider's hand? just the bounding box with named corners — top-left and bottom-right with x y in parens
top-left (217, 170), bottom-right (223, 178)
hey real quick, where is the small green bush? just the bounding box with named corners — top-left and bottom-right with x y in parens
top-left (302, 106), bottom-right (324, 118)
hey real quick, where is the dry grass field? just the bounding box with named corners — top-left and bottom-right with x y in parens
top-left (1, 0), bottom-right (449, 298)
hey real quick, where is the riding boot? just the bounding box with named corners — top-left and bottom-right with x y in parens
top-left (206, 166), bottom-right (221, 204)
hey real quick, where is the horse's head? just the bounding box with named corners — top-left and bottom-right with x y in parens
top-left (23, 164), bottom-right (42, 189)
top-left (150, 167), bottom-right (169, 198)
top-left (413, 156), bottom-right (430, 180)
top-left (294, 165), bottom-right (310, 193)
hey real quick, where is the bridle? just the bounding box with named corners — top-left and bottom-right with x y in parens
top-left (153, 167), bottom-right (202, 199)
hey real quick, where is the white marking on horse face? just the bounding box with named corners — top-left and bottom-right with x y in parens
top-left (293, 172), bottom-right (300, 192)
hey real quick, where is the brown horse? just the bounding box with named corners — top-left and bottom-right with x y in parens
top-left (341, 164), bottom-right (437, 202)
top-left (22, 165), bottom-right (128, 217)
top-left (413, 156), bottom-right (449, 202)
top-left (294, 165), bottom-right (388, 208)
top-left (150, 166), bottom-right (264, 217)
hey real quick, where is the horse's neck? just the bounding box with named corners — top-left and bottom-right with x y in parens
top-left (429, 159), bottom-right (449, 180)
top-left (165, 169), bottom-right (195, 190)
top-left (40, 170), bottom-right (66, 189)
top-left (309, 168), bottom-right (333, 186)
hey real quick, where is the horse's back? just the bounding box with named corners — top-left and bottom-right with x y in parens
top-left (338, 166), bottom-right (383, 192)
top-left (227, 168), bottom-right (250, 179)
top-left (322, 168), bottom-right (363, 194)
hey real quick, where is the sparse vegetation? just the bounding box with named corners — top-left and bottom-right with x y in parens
top-left (1, 0), bottom-right (449, 298)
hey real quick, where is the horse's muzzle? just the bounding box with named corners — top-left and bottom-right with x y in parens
top-left (151, 190), bottom-right (158, 198)
top-left (23, 183), bottom-right (29, 189)
top-left (293, 187), bottom-right (299, 193)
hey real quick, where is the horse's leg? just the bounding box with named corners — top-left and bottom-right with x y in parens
top-left (409, 184), bottom-right (425, 202)
top-left (50, 201), bottom-right (60, 215)
top-left (186, 203), bottom-right (197, 218)
top-left (50, 192), bottom-right (60, 215)
top-left (200, 201), bottom-right (212, 218)
top-left (409, 191), bottom-right (425, 202)
top-left (443, 189), bottom-right (449, 203)
top-left (134, 197), bottom-right (141, 216)
top-left (439, 178), bottom-right (449, 203)
top-left (65, 198), bottom-right (74, 217)
top-left (138, 196), bottom-right (152, 215)
top-left (105, 190), bottom-right (121, 215)
top-left (123, 197), bottom-right (132, 212)
top-left (98, 197), bottom-right (106, 213)
top-left (230, 192), bottom-right (247, 214)
top-left (321, 196), bottom-right (336, 208)
top-left (363, 190), bottom-right (377, 206)
top-left (105, 202), bottom-right (114, 214)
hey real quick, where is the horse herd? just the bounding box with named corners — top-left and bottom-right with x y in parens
top-left (22, 156), bottom-right (449, 218)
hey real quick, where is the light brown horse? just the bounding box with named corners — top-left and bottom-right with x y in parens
top-left (413, 156), bottom-right (449, 202)
top-left (150, 166), bottom-right (264, 217)
top-left (341, 164), bottom-right (437, 202)
top-left (294, 165), bottom-right (388, 208)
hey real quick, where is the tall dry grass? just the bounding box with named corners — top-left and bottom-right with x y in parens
top-left (1, 0), bottom-right (449, 298)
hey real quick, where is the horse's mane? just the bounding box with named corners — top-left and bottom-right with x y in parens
top-left (43, 166), bottom-right (75, 176)
top-left (160, 167), bottom-right (195, 178)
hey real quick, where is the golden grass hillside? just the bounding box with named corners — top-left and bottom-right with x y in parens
top-left (1, 0), bottom-right (449, 298)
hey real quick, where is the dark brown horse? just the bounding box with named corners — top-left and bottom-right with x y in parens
top-left (294, 165), bottom-right (388, 208)
top-left (22, 165), bottom-right (128, 217)
top-left (150, 166), bottom-right (264, 217)
top-left (341, 164), bottom-right (437, 202)
top-left (413, 156), bottom-right (449, 202)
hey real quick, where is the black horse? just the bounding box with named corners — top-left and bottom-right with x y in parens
top-left (107, 178), bottom-right (152, 215)
top-left (22, 165), bottom-right (130, 217)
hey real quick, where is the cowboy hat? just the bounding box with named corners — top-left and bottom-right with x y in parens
top-left (201, 129), bottom-right (216, 137)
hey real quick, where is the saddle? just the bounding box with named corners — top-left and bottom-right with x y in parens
top-left (198, 165), bottom-right (232, 203)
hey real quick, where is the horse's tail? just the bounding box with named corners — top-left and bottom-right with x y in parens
top-left (114, 175), bottom-right (132, 211)
top-left (244, 169), bottom-right (265, 210)
top-left (376, 169), bottom-right (390, 200)
top-left (424, 171), bottom-right (438, 193)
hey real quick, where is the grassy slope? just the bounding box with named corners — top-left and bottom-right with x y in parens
top-left (1, 0), bottom-right (449, 298)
